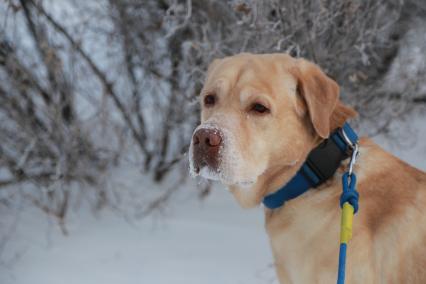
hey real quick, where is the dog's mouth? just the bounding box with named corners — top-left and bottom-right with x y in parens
top-left (192, 164), bottom-right (257, 187)
top-left (189, 142), bottom-right (223, 182)
top-left (191, 143), bottom-right (222, 175)
top-left (189, 141), bottom-right (258, 187)
top-left (195, 166), bottom-right (221, 181)
top-left (190, 152), bottom-right (222, 179)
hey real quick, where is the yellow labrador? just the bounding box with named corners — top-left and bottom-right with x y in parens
top-left (189, 53), bottom-right (426, 283)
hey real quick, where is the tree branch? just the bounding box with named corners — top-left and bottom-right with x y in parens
top-left (413, 96), bottom-right (426, 104)
top-left (28, 0), bottom-right (150, 156)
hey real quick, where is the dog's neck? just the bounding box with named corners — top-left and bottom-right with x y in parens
top-left (264, 125), bottom-right (358, 209)
top-left (228, 133), bottom-right (317, 208)
top-left (228, 131), bottom-right (319, 208)
top-left (229, 123), bottom-right (358, 209)
top-left (229, 160), bottom-right (305, 208)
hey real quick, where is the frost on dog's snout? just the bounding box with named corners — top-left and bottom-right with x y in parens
top-left (189, 123), bottom-right (259, 186)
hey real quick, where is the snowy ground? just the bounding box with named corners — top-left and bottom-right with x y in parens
top-left (0, 179), bottom-right (276, 284)
top-left (1, 115), bottom-right (425, 284)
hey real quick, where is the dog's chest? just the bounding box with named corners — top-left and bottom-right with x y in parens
top-left (264, 192), bottom-right (378, 284)
top-left (265, 197), bottom-right (343, 283)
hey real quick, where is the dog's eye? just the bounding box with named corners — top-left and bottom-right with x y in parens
top-left (204, 94), bottom-right (216, 107)
top-left (251, 103), bottom-right (269, 114)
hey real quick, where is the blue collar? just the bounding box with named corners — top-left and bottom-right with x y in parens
top-left (262, 123), bottom-right (359, 209)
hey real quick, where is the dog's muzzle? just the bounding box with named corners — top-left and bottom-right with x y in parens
top-left (191, 127), bottom-right (223, 174)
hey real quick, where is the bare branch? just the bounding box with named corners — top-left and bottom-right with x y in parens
top-left (27, 0), bottom-right (150, 156)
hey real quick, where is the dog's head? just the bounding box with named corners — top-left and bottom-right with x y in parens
top-left (189, 53), bottom-right (356, 207)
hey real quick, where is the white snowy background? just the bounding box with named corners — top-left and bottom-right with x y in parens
top-left (1, 1), bottom-right (426, 284)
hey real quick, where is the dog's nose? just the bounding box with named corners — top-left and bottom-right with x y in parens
top-left (193, 128), bottom-right (222, 148)
top-left (192, 128), bottom-right (223, 173)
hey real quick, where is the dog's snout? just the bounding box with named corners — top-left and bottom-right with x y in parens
top-left (193, 128), bottom-right (222, 148)
top-left (192, 128), bottom-right (223, 173)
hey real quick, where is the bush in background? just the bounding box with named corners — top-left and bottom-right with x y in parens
top-left (0, 0), bottom-right (425, 226)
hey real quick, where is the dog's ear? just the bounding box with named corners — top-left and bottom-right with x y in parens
top-left (329, 100), bottom-right (358, 133)
top-left (291, 60), bottom-right (357, 138)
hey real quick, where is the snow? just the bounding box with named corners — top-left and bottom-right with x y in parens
top-left (373, 114), bottom-right (426, 171)
top-left (0, 182), bottom-right (276, 284)
top-left (1, 115), bottom-right (425, 284)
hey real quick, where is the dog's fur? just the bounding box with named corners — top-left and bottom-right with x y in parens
top-left (189, 53), bottom-right (426, 283)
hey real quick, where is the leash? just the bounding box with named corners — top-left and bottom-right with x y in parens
top-left (337, 132), bottom-right (360, 284)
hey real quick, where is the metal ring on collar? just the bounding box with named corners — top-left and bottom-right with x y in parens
top-left (341, 128), bottom-right (356, 149)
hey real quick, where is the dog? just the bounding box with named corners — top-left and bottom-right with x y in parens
top-left (189, 53), bottom-right (426, 283)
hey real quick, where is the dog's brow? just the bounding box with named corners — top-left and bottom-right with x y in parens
top-left (200, 87), bottom-right (215, 97)
top-left (202, 79), bottom-right (227, 97)
top-left (239, 90), bottom-right (252, 104)
top-left (239, 90), bottom-right (272, 107)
